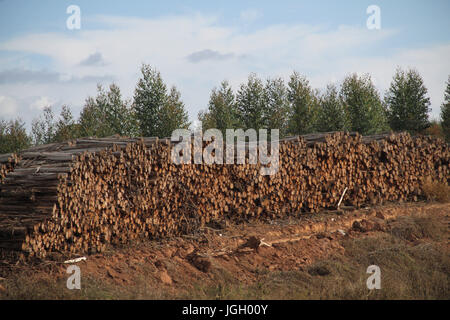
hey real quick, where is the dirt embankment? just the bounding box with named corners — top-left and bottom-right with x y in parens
top-left (0, 202), bottom-right (449, 299)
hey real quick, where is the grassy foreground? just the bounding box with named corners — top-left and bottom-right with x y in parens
top-left (1, 211), bottom-right (449, 300)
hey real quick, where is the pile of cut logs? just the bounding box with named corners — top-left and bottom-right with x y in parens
top-left (0, 153), bottom-right (20, 183)
top-left (0, 132), bottom-right (448, 257)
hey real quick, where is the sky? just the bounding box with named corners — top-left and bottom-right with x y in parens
top-left (0, 0), bottom-right (449, 129)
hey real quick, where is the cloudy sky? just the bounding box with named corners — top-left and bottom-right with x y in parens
top-left (0, 0), bottom-right (449, 129)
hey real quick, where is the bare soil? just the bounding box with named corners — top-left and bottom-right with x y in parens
top-left (0, 201), bottom-right (449, 299)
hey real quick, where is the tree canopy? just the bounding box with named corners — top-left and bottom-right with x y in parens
top-left (340, 73), bottom-right (389, 135)
top-left (440, 75), bottom-right (450, 142)
top-left (386, 68), bottom-right (431, 134)
top-left (1, 64), bottom-right (447, 154)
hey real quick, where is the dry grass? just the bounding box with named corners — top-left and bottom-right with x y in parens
top-left (1, 209), bottom-right (448, 300)
top-left (186, 214), bottom-right (449, 300)
top-left (421, 177), bottom-right (450, 203)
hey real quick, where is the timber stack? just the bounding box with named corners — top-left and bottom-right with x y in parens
top-left (0, 153), bottom-right (20, 183)
top-left (0, 132), bottom-right (448, 258)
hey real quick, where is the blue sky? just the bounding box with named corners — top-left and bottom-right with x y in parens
top-left (0, 0), bottom-right (449, 128)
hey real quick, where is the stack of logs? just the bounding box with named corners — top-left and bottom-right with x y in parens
top-left (0, 132), bottom-right (448, 258)
top-left (0, 153), bottom-right (20, 183)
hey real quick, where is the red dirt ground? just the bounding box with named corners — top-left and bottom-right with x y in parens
top-left (2, 201), bottom-right (447, 296)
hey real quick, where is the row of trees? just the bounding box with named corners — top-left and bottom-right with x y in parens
top-left (0, 119), bottom-right (30, 154)
top-left (1, 66), bottom-right (449, 154)
top-left (200, 68), bottom-right (447, 140)
top-left (26, 64), bottom-right (190, 148)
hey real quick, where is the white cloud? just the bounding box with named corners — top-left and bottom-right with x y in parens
top-left (240, 9), bottom-right (263, 23)
top-left (30, 96), bottom-right (54, 111)
top-left (186, 49), bottom-right (235, 63)
top-left (0, 96), bottom-right (18, 117)
top-left (79, 52), bottom-right (107, 66)
top-left (0, 13), bottom-right (448, 125)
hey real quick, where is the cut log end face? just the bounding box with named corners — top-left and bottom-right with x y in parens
top-left (0, 132), bottom-right (448, 258)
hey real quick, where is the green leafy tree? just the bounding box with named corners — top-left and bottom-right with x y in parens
top-left (236, 73), bottom-right (266, 132)
top-left (32, 105), bottom-right (84, 145)
top-left (197, 111), bottom-right (214, 133)
top-left (79, 83), bottom-right (137, 137)
top-left (133, 64), bottom-right (168, 137)
top-left (440, 76), bottom-right (450, 142)
top-left (385, 68), bottom-right (431, 134)
top-left (103, 83), bottom-right (137, 137)
top-left (263, 77), bottom-right (290, 137)
top-left (53, 105), bottom-right (80, 142)
top-left (78, 95), bottom-right (104, 137)
top-left (287, 72), bottom-right (318, 135)
top-left (340, 73), bottom-right (388, 135)
top-left (198, 81), bottom-right (239, 137)
top-left (31, 106), bottom-right (57, 145)
top-left (158, 86), bottom-right (191, 137)
top-left (0, 118), bottom-right (31, 153)
top-left (317, 84), bottom-right (346, 132)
